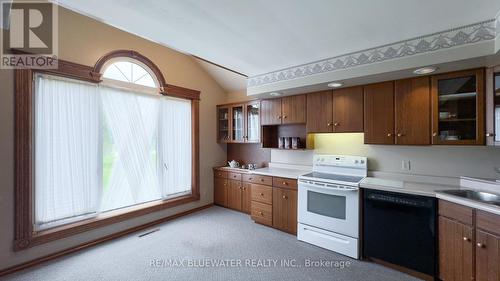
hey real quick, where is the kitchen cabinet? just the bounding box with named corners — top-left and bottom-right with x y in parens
top-left (227, 179), bottom-right (242, 211)
top-left (272, 187), bottom-right (297, 234)
top-left (281, 95), bottom-right (307, 124)
top-left (241, 182), bottom-right (252, 214)
top-left (306, 87), bottom-right (363, 133)
top-left (216, 101), bottom-right (260, 143)
top-left (217, 106), bottom-right (230, 142)
top-left (231, 104), bottom-right (245, 142)
top-left (438, 216), bottom-right (474, 281)
top-left (261, 95), bottom-right (306, 126)
top-left (213, 177), bottom-right (228, 207)
top-left (431, 68), bottom-right (485, 145)
top-left (332, 86), bottom-right (364, 132)
top-left (476, 230), bottom-right (500, 281)
top-left (363, 82), bottom-right (395, 144)
top-left (307, 90), bottom-right (333, 133)
top-left (485, 67), bottom-right (500, 146)
top-left (395, 77), bottom-right (431, 145)
top-left (439, 200), bottom-right (500, 281)
top-left (261, 98), bottom-right (283, 125)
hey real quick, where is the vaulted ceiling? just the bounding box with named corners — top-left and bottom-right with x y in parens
top-left (58, 0), bottom-right (500, 94)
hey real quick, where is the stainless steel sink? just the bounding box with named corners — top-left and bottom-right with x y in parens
top-left (438, 189), bottom-right (500, 206)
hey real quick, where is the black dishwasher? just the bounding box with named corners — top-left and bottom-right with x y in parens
top-left (363, 189), bottom-right (437, 278)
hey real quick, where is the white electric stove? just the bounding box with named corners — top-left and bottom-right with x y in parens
top-left (297, 154), bottom-right (367, 259)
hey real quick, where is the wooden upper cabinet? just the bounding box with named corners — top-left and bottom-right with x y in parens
top-left (261, 98), bottom-right (282, 125)
top-left (217, 106), bottom-right (230, 143)
top-left (332, 86), bottom-right (364, 132)
top-left (281, 94), bottom-right (306, 124)
top-left (306, 90), bottom-right (333, 133)
top-left (395, 77), bottom-right (431, 145)
top-left (431, 68), bottom-right (485, 145)
top-left (439, 216), bottom-right (474, 281)
top-left (364, 82), bottom-right (395, 144)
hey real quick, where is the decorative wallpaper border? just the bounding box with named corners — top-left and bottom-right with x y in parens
top-left (247, 19), bottom-right (497, 88)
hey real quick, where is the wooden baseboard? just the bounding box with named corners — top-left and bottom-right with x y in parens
top-left (0, 203), bottom-right (213, 277)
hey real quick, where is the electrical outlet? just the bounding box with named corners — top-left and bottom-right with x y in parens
top-left (401, 160), bottom-right (411, 171)
top-left (495, 167), bottom-right (500, 174)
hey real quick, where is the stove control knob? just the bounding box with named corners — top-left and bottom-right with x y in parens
top-left (354, 160), bottom-right (359, 164)
top-left (360, 160), bottom-right (365, 164)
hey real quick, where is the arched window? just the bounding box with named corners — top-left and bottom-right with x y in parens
top-left (102, 59), bottom-right (158, 88)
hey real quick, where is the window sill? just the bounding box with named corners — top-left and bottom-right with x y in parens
top-left (14, 193), bottom-right (199, 251)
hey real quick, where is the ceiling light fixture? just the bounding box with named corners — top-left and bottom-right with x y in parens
top-left (269, 92), bottom-right (283, 97)
top-left (413, 66), bottom-right (437, 75)
top-left (327, 82), bottom-right (343, 88)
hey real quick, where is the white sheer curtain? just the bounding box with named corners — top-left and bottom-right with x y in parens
top-left (159, 96), bottom-right (192, 197)
top-left (100, 86), bottom-right (162, 211)
top-left (35, 74), bottom-right (101, 229)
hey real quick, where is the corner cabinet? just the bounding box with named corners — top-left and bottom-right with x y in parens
top-left (216, 101), bottom-right (260, 143)
top-left (431, 69), bottom-right (485, 145)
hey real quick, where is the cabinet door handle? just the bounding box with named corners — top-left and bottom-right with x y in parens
top-left (477, 242), bottom-right (485, 248)
top-left (282, 181), bottom-right (287, 185)
top-left (282, 195), bottom-right (287, 199)
top-left (259, 193), bottom-right (264, 196)
top-left (333, 122), bottom-right (340, 127)
top-left (283, 115), bottom-right (287, 119)
top-left (248, 177), bottom-right (253, 180)
top-left (277, 115), bottom-right (282, 119)
top-left (397, 133), bottom-right (405, 137)
top-left (258, 211), bottom-right (264, 216)
top-left (486, 133), bottom-right (496, 137)
top-left (387, 133), bottom-right (393, 137)
top-left (432, 132), bottom-right (438, 137)
top-left (463, 237), bottom-right (470, 242)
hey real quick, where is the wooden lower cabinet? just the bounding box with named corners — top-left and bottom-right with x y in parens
top-left (476, 230), bottom-right (500, 281)
top-left (272, 187), bottom-right (297, 234)
top-left (213, 177), bottom-right (228, 207)
top-left (439, 200), bottom-right (500, 281)
top-left (227, 179), bottom-right (242, 211)
top-left (241, 182), bottom-right (251, 214)
top-left (439, 216), bottom-right (474, 281)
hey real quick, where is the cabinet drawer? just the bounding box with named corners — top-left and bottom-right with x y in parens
top-left (214, 170), bottom-right (227, 178)
top-left (251, 201), bottom-right (272, 226)
top-left (438, 200), bottom-right (474, 225)
top-left (477, 210), bottom-right (500, 236)
top-left (228, 172), bottom-right (242, 181)
top-left (251, 184), bottom-right (273, 204)
top-left (272, 177), bottom-right (297, 190)
top-left (242, 174), bottom-right (272, 186)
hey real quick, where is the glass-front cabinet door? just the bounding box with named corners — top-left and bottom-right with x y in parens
top-left (217, 106), bottom-right (230, 143)
top-left (431, 69), bottom-right (485, 145)
top-left (494, 72), bottom-right (500, 144)
top-left (246, 102), bottom-right (260, 143)
top-left (231, 104), bottom-right (245, 142)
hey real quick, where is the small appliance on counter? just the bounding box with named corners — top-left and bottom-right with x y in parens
top-left (278, 137), bottom-right (301, 149)
top-left (297, 154), bottom-right (367, 259)
top-left (227, 160), bottom-right (240, 168)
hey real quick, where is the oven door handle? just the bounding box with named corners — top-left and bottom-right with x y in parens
top-left (299, 180), bottom-right (358, 192)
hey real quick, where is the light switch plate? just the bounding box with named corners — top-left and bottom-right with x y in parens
top-left (401, 160), bottom-right (411, 171)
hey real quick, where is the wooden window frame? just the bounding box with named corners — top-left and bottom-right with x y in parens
top-left (14, 50), bottom-right (200, 251)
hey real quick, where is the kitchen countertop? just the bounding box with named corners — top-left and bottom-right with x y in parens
top-left (360, 177), bottom-right (461, 197)
top-left (250, 167), bottom-right (310, 179)
top-left (214, 166), bottom-right (310, 179)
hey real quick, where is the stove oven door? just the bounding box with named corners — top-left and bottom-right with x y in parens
top-left (298, 180), bottom-right (359, 238)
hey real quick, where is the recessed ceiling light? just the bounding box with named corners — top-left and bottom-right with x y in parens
top-left (327, 82), bottom-right (343, 88)
top-left (269, 92), bottom-right (282, 97)
top-left (413, 66), bottom-right (437, 75)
